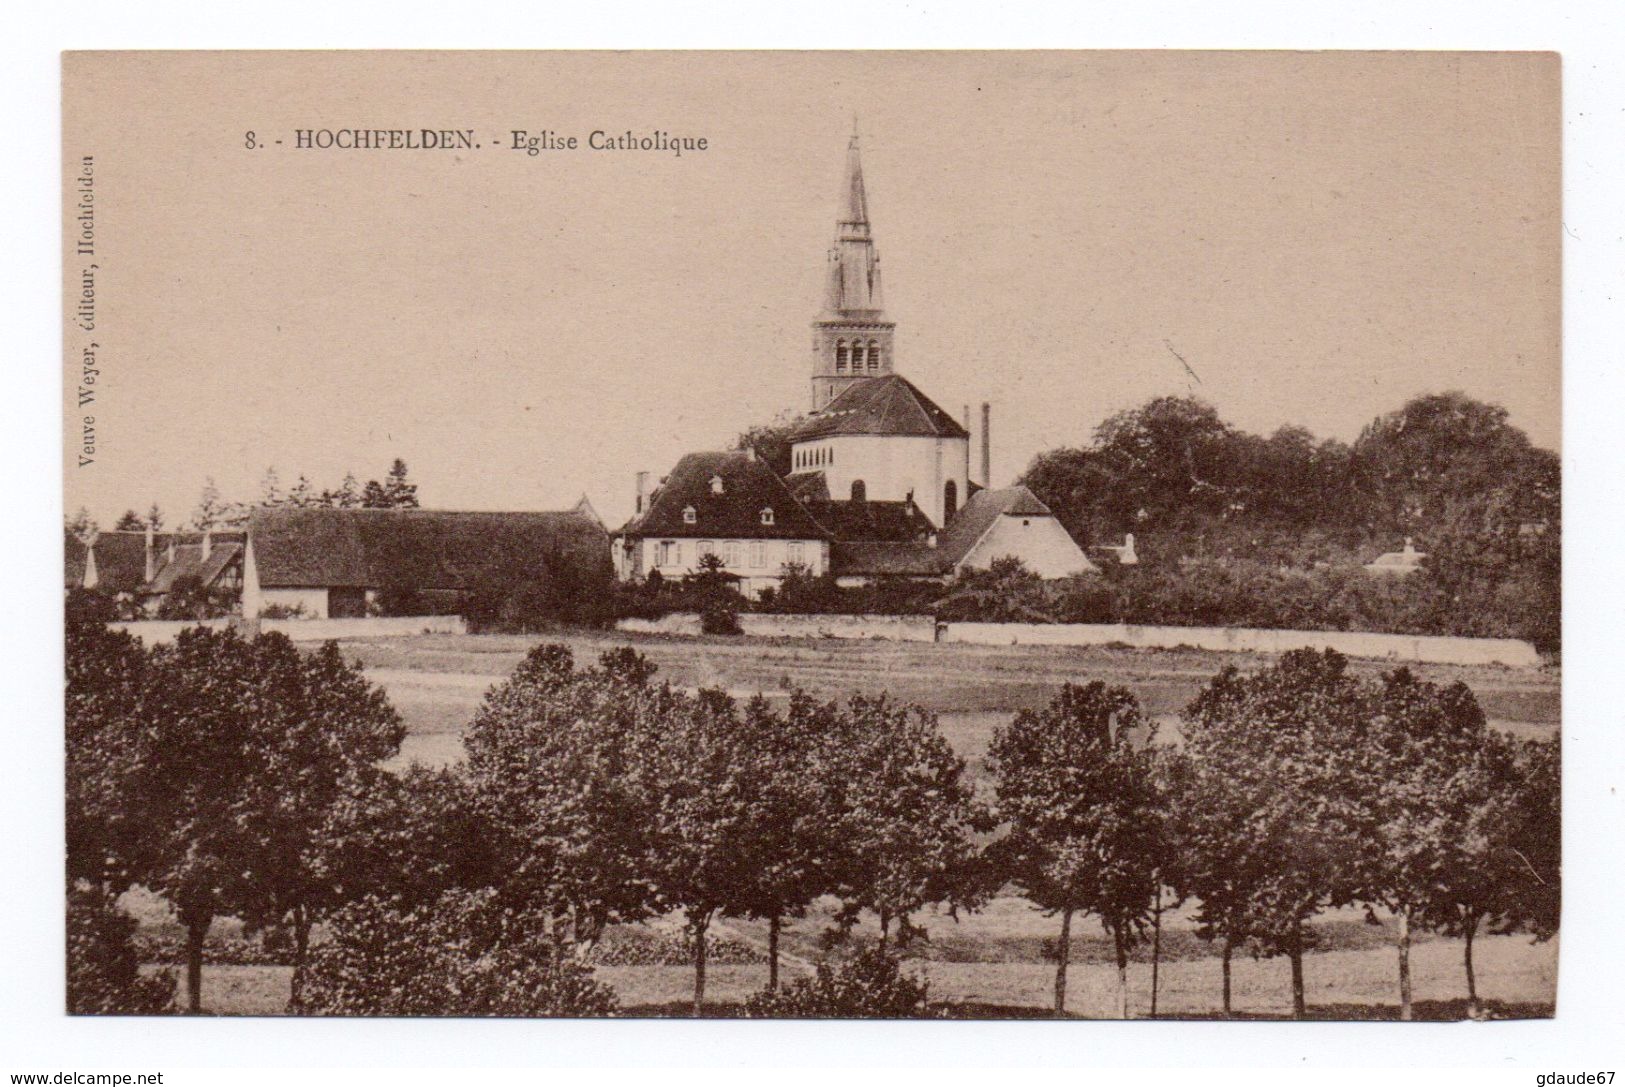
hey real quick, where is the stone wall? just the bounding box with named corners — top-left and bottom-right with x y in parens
top-left (939, 622), bottom-right (1542, 667)
top-left (613, 613), bottom-right (1543, 667)
top-left (109, 614), bottom-right (467, 645)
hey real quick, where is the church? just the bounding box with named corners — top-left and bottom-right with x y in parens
top-left (613, 129), bottom-right (1094, 598)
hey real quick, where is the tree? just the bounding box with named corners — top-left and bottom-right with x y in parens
top-left (287, 474), bottom-right (317, 508)
top-left (1163, 744), bottom-right (1264, 1018)
top-left (146, 503), bottom-right (165, 530)
top-left (190, 478), bottom-right (227, 530)
top-left (641, 686), bottom-right (769, 1014)
top-left (735, 411), bottom-right (807, 478)
top-left (259, 466), bottom-right (284, 507)
top-left (986, 682), bottom-right (1167, 1017)
top-left (66, 617), bottom-right (153, 897)
top-left (731, 692), bottom-right (843, 991)
top-left (384, 458), bottom-right (419, 508)
top-left (126, 628), bottom-right (403, 1013)
top-left (359, 479), bottom-right (391, 509)
top-left (1181, 650), bottom-right (1363, 1018)
top-left (463, 646), bottom-right (665, 968)
top-left (229, 639), bottom-right (406, 1006)
top-left (66, 507), bottom-right (97, 537)
top-left (113, 510), bottom-right (145, 531)
top-left (821, 694), bottom-right (985, 951)
top-left (67, 888), bottom-right (175, 1015)
top-left (324, 472), bottom-right (362, 509)
top-left (1414, 728), bottom-right (1557, 1016)
top-left (1330, 668), bottom-right (1489, 1020)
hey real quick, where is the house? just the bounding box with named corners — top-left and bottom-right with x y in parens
top-left (613, 450), bottom-right (832, 600)
top-left (616, 127), bottom-right (1096, 596)
top-left (65, 525), bottom-right (245, 614)
top-left (243, 503), bottom-right (610, 618)
top-left (1364, 537), bottom-right (1428, 577)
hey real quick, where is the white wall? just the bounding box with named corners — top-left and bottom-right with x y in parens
top-left (615, 612), bottom-right (937, 641)
top-left (612, 613), bottom-right (1542, 667)
top-left (958, 514), bottom-right (1098, 578)
top-left (260, 614), bottom-right (467, 640)
top-left (623, 536), bottom-right (828, 597)
top-left (792, 433), bottom-right (968, 528)
top-left (941, 622), bottom-right (1543, 668)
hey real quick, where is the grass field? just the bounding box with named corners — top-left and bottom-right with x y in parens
top-left (136, 629), bottom-right (1560, 1019)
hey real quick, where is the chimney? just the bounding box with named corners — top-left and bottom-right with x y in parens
top-left (980, 402), bottom-right (992, 488)
top-left (81, 530), bottom-right (100, 589)
top-left (963, 404), bottom-right (973, 487)
top-left (634, 471), bottom-right (652, 515)
top-left (144, 522), bottom-right (157, 583)
top-left (1120, 533), bottom-right (1139, 566)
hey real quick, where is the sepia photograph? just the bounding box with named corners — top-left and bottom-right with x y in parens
top-left (59, 49), bottom-right (1561, 1025)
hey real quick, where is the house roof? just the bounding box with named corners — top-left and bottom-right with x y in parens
top-left (616, 451), bottom-right (830, 541)
top-left (831, 541), bottom-right (953, 578)
top-left (144, 542), bottom-right (244, 594)
top-left (829, 486), bottom-right (1071, 578)
top-left (935, 486), bottom-right (1058, 563)
top-left (804, 498), bottom-right (935, 543)
top-left (788, 375), bottom-right (971, 441)
top-left (249, 507), bottom-right (610, 589)
top-left (65, 530), bottom-right (148, 593)
top-left (65, 529), bottom-right (246, 595)
top-left (784, 472), bottom-right (830, 502)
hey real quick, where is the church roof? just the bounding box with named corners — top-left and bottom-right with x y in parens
top-left (617, 451), bottom-right (830, 541)
top-left (249, 506), bottom-right (609, 589)
top-left (840, 128), bottom-right (870, 230)
top-left (789, 375), bottom-right (971, 441)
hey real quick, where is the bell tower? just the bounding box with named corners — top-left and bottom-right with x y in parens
top-left (810, 123), bottom-right (896, 410)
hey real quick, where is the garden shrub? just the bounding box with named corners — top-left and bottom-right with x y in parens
top-left (299, 891), bottom-right (618, 1017)
top-left (744, 947), bottom-right (933, 1019)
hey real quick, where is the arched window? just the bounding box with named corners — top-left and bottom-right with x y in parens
top-left (850, 479), bottom-right (866, 502)
top-left (835, 340), bottom-right (848, 373)
top-left (867, 340), bottom-right (880, 372)
top-left (943, 480), bottom-right (958, 522)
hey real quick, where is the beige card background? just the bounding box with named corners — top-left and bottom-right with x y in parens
top-left (62, 50), bottom-right (1558, 531)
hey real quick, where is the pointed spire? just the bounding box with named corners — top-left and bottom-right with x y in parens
top-left (840, 121), bottom-right (869, 232)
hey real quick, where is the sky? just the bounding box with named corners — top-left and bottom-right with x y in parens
top-left (62, 50), bottom-right (1560, 528)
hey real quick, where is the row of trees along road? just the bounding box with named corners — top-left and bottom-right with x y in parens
top-left (67, 611), bottom-right (1556, 1018)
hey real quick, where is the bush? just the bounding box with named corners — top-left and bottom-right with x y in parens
top-left (67, 889), bottom-right (175, 1015)
top-left (744, 947), bottom-right (933, 1019)
top-left (298, 891), bottom-right (618, 1017)
top-left (258, 601), bottom-right (308, 619)
top-left (700, 601), bottom-right (742, 635)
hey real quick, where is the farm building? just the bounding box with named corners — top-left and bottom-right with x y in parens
top-left (243, 502), bottom-right (611, 618)
top-left (65, 525), bottom-right (245, 614)
top-left (614, 128), bottom-right (1095, 597)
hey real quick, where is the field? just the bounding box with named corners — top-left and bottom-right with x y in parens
top-left (141, 629), bottom-right (1562, 1018)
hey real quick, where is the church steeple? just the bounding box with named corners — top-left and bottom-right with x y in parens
top-left (811, 123), bottom-right (896, 410)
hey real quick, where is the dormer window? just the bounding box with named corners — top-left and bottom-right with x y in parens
top-left (710, 474), bottom-right (725, 495)
top-left (760, 507), bottom-right (775, 526)
top-left (683, 505), bottom-right (697, 525)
